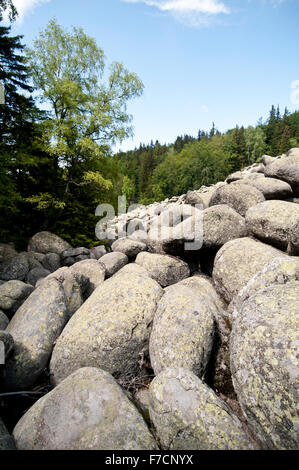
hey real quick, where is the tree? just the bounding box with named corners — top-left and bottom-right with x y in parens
top-left (122, 175), bottom-right (134, 207)
top-left (0, 0), bottom-right (17, 21)
top-left (26, 19), bottom-right (144, 212)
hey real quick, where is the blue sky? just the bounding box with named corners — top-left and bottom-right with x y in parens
top-left (5, 0), bottom-right (299, 151)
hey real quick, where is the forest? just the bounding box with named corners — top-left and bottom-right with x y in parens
top-left (1, 3), bottom-right (299, 249)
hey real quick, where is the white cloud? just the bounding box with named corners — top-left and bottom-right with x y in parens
top-left (4, 0), bottom-right (51, 23)
top-left (122, 0), bottom-right (229, 26)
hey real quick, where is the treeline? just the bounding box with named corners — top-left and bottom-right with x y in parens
top-left (0, 4), bottom-right (298, 249)
top-left (116, 107), bottom-right (299, 204)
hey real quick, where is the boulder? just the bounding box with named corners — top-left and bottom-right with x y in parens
top-left (212, 238), bottom-right (282, 303)
top-left (0, 310), bottom-right (9, 330)
top-left (1, 278), bottom-right (68, 390)
top-left (240, 176), bottom-right (293, 200)
top-left (149, 367), bottom-right (252, 450)
top-left (135, 252), bottom-right (190, 287)
top-left (229, 256), bottom-right (299, 323)
top-left (209, 182), bottom-right (265, 217)
top-left (69, 259), bottom-right (106, 297)
top-left (115, 263), bottom-right (149, 278)
top-left (100, 252), bottom-right (128, 278)
top-left (202, 205), bottom-right (247, 250)
top-left (90, 245), bottom-right (107, 260)
top-left (50, 273), bottom-right (163, 385)
top-left (111, 238), bottom-right (147, 259)
top-left (13, 367), bottom-right (158, 450)
top-left (0, 330), bottom-right (14, 361)
top-left (184, 191), bottom-right (204, 207)
top-left (0, 417), bottom-right (16, 450)
top-left (261, 154), bottom-right (276, 166)
top-left (41, 253), bottom-right (61, 272)
top-left (61, 247), bottom-right (90, 259)
top-left (28, 231), bottom-right (72, 255)
top-left (0, 253), bottom-right (30, 282)
top-left (264, 149), bottom-right (299, 195)
top-left (149, 284), bottom-right (215, 377)
top-left (0, 281), bottom-right (34, 318)
top-left (245, 200), bottom-right (299, 250)
top-left (230, 283), bottom-right (299, 450)
top-left (0, 243), bottom-right (17, 263)
top-left (25, 266), bottom-right (51, 286)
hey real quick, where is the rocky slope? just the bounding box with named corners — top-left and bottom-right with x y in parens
top-left (0, 148), bottom-right (298, 450)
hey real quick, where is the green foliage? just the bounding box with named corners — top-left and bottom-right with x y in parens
top-left (0, 0), bottom-right (17, 21)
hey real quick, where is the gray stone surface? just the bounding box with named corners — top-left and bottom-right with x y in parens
top-left (264, 149), bottom-right (299, 195)
top-left (112, 238), bottom-right (147, 258)
top-left (0, 310), bottom-right (9, 330)
top-left (0, 280), bottom-right (34, 318)
top-left (28, 231), bottom-right (72, 255)
top-left (0, 417), bottom-right (16, 450)
top-left (209, 182), bottom-right (265, 217)
top-left (100, 252), bottom-right (128, 277)
top-left (202, 205), bottom-right (247, 250)
top-left (135, 252), bottom-right (190, 287)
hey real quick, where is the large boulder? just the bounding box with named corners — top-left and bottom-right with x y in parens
top-left (245, 200), bottom-right (299, 250)
top-left (149, 284), bottom-right (215, 377)
top-left (135, 252), bottom-right (190, 287)
top-left (264, 149), bottom-right (299, 195)
top-left (149, 367), bottom-right (252, 450)
top-left (0, 417), bottom-right (16, 450)
top-left (209, 182), bottom-right (265, 217)
top-left (1, 278), bottom-right (68, 390)
top-left (41, 253), bottom-right (61, 272)
top-left (212, 238), bottom-right (282, 303)
top-left (69, 259), bottom-right (106, 297)
top-left (90, 245), bottom-right (107, 260)
top-left (185, 190), bottom-right (204, 207)
top-left (13, 367), bottom-right (158, 450)
top-left (50, 273), bottom-right (163, 385)
top-left (28, 231), bottom-right (72, 255)
top-left (239, 176), bottom-right (293, 200)
top-left (288, 219), bottom-right (299, 255)
top-left (25, 266), bottom-right (51, 286)
top-left (100, 252), bottom-right (128, 278)
top-left (0, 243), bottom-right (17, 263)
top-left (229, 256), bottom-right (299, 323)
top-left (0, 281), bottom-right (34, 318)
top-left (230, 283), bottom-right (299, 450)
top-left (111, 238), bottom-right (147, 259)
top-left (202, 205), bottom-right (247, 250)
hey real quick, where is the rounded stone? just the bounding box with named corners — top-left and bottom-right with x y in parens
top-left (209, 182), bottom-right (265, 217)
top-left (135, 252), bottom-right (190, 287)
top-left (28, 231), bottom-right (72, 255)
top-left (0, 280), bottom-right (34, 318)
top-left (202, 205), bottom-right (247, 250)
top-left (100, 252), bottom-right (128, 278)
top-left (111, 238), bottom-right (147, 258)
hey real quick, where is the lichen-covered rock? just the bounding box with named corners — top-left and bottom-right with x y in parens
top-left (245, 200), bottom-right (299, 250)
top-left (0, 417), bottom-right (16, 450)
top-left (185, 190), bottom-right (204, 207)
top-left (115, 263), bottom-right (149, 277)
top-left (135, 252), bottom-right (190, 287)
top-left (41, 253), bottom-right (61, 272)
top-left (230, 283), bottom-right (299, 450)
top-left (209, 182), bottom-right (265, 217)
top-left (111, 238), bottom-right (147, 259)
top-left (69, 259), bottom-right (105, 296)
top-left (0, 280), bottom-right (34, 318)
top-left (0, 310), bottom-right (9, 330)
top-left (0, 253), bottom-right (30, 282)
top-left (229, 256), bottom-right (299, 323)
top-left (212, 238), bottom-right (282, 303)
top-left (100, 252), bottom-right (128, 277)
top-left (149, 367), bottom-right (253, 450)
top-left (149, 284), bottom-right (215, 377)
top-left (0, 243), bottom-right (17, 263)
top-left (28, 231), bottom-right (72, 255)
top-left (1, 278), bottom-right (68, 390)
top-left (202, 205), bottom-right (247, 250)
top-left (13, 367), bottom-right (158, 450)
top-left (90, 245), bottom-right (107, 260)
top-left (239, 176), bottom-right (293, 200)
top-left (50, 273), bottom-right (163, 385)
top-left (264, 149), bottom-right (299, 195)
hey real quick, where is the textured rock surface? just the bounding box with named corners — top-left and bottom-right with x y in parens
top-left (0, 310), bottom-right (9, 330)
top-left (26, 266), bottom-right (51, 286)
top-left (212, 237), bottom-right (282, 303)
top-left (69, 259), bottom-right (106, 296)
top-left (0, 330), bottom-right (14, 361)
top-left (50, 273), bottom-right (163, 384)
top-left (239, 176), bottom-right (293, 200)
top-left (136, 252), bottom-right (190, 287)
top-left (0, 243), bottom-right (17, 263)
top-left (288, 219), bottom-right (299, 255)
top-left (0, 280), bottom-right (34, 318)
top-left (28, 231), bottom-right (72, 255)
top-left (1, 278), bottom-right (68, 390)
top-left (0, 253), bottom-right (30, 282)
top-left (245, 200), bottom-right (299, 250)
top-left (100, 252), bottom-right (128, 277)
top-left (41, 253), bottom-right (61, 272)
top-left (149, 367), bottom-right (252, 450)
top-left (209, 182), bottom-right (265, 217)
top-left (0, 417), bottom-right (16, 450)
top-left (112, 238), bottom-right (147, 258)
top-left (264, 149), bottom-right (299, 195)
top-left (13, 367), bottom-right (158, 450)
top-left (230, 283), bottom-right (299, 449)
top-left (149, 284), bottom-right (215, 377)
top-left (202, 205), bottom-right (247, 250)
top-left (229, 256), bottom-right (299, 323)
